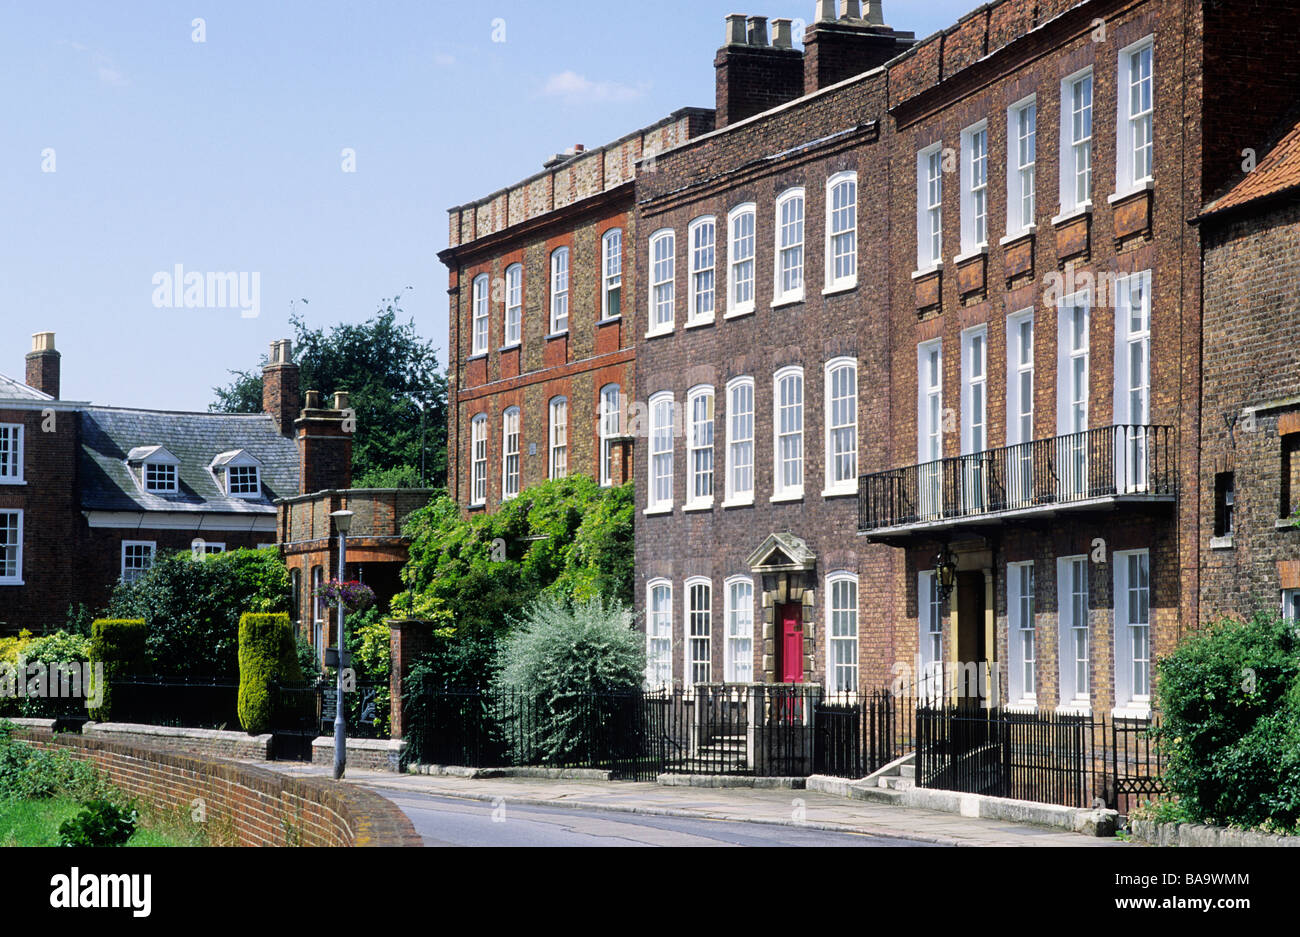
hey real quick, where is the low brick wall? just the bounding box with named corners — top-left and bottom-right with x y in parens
top-left (83, 722), bottom-right (273, 760)
top-left (1129, 819), bottom-right (1300, 847)
top-left (312, 736), bottom-right (405, 773)
top-left (13, 727), bottom-right (419, 847)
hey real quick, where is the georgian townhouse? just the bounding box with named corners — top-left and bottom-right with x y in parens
top-left (438, 111), bottom-right (712, 515)
top-left (633, 6), bottom-right (914, 695)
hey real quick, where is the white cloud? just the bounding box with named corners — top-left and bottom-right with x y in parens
top-left (58, 40), bottom-right (128, 86)
top-left (540, 70), bottom-right (648, 103)
top-left (434, 52), bottom-right (456, 67)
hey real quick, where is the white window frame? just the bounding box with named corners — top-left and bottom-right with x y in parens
top-left (825, 171), bottom-right (858, 292)
top-left (646, 579), bottom-right (674, 690)
top-left (0, 509), bottom-right (22, 584)
top-left (1006, 309), bottom-right (1035, 506)
top-left (0, 424), bottom-right (24, 484)
top-left (684, 577), bottom-right (712, 690)
top-left (549, 247), bottom-right (569, 334)
top-left (144, 461), bottom-right (178, 493)
top-left (121, 540), bottom-right (156, 585)
top-left (960, 326), bottom-right (988, 514)
top-left (548, 397), bottom-right (567, 481)
top-left (1058, 68), bottom-right (1094, 217)
top-left (1006, 96), bottom-right (1037, 237)
top-left (1114, 271), bottom-right (1152, 493)
top-left (311, 565), bottom-right (325, 649)
top-left (501, 406), bottom-right (521, 499)
top-left (226, 464), bottom-right (261, 498)
top-left (1057, 555), bottom-right (1091, 711)
top-left (601, 229), bottom-right (623, 321)
top-left (772, 187), bottom-right (805, 306)
top-left (918, 340), bottom-right (944, 519)
top-left (1113, 549), bottom-right (1151, 715)
top-left (648, 229), bottom-right (675, 336)
top-left (772, 366), bottom-right (804, 501)
top-left (647, 391), bottom-right (675, 513)
top-left (726, 203), bottom-right (756, 317)
top-left (918, 570), bottom-right (944, 702)
top-left (1007, 561), bottom-right (1036, 706)
top-left (687, 216), bottom-right (716, 326)
top-left (1056, 290), bottom-right (1091, 499)
top-left (599, 384), bottom-right (621, 487)
top-left (724, 575), bottom-right (755, 683)
top-left (471, 273), bottom-right (489, 356)
top-left (470, 414), bottom-right (488, 506)
top-left (916, 144), bottom-right (944, 271)
top-left (827, 572), bottom-right (859, 695)
top-left (685, 385), bottom-right (715, 509)
top-left (958, 121), bottom-right (989, 258)
top-left (724, 376), bottom-right (755, 506)
top-left (823, 357), bottom-right (858, 497)
top-left (1115, 36), bottom-right (1154, 198)
top-left (1283, 589), bottom-right (1300, 624)
top-left (504, 263), bottom-right (523, 346)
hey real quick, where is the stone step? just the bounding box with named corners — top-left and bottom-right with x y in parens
top-left (883, 776), bottom-right (915, 791)
top-left (899, 764), bottom-right (916, 778)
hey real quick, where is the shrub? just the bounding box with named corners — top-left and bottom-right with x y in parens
top-left (0, 630), bottom-right (32, 667)
top-left (1156, 612), bottom-right (1300, 831)
top-left (58, 799), bottom-right (137, 847)
top-left (236, 613), bottom-right (302, 734)
top-left (88, 619), bottom-right (148, 721)
top-left (0, 725), bottom-right (109, 802)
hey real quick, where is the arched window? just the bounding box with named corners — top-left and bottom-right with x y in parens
top-left (688, 216), bottom-right (716, 325)
top-left (549, 397), bottom-right (568, 480)
top-left (773, 366), bottom-right (804, 499)
top-left (602, 229), bottom-right (623, 319)
top-left (646, 579), bottom-right (674, 689)
top-left (550, 247), bottom-right (569, 333)
top-left (648, 391), bottom-right (675, 510)
top-left (725, 377), bottom-right (754, 504)
top-left (684, 576), bottom-right (712, 688)
top-left (501, 407), bottom-right (520, 499)
top-left (470, 414), bottom-right (488, 506)
top-left (471, 274), bottom-right (490, 355)
top-left (726, 203), bottom-right (756, 316)
top-left (504, 263), bottom-right (522, 346)
top-left (824, 357), bottom-right (858, 495)
top-left (686, 385), bottom-right (714, 507)
top-left (827, 572), bottom-right (859, 695)
top-left (825, 172), bottom-right (857, 290)
top-left (773, 188), bottom-right (805, 304)
top-left (648, 229), bottom-right (675, 335)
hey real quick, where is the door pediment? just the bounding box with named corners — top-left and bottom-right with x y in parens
top-left (746, 532), bottom-right (816, 573)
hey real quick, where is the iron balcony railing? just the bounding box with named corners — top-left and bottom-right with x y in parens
top-left (859, 424), bottom-right (1174, 532)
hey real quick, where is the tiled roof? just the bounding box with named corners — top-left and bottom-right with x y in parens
top-left (1204, 116), bottom-right (1300, 216)
top-left (0, 371), bottom-right (53, 402)
top-left (79, 407), bottom-right (299, 514)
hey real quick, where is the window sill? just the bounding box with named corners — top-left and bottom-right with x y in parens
top-left (642, 505), bottom-right (673, 516)
top-left (1274, 519), bottom-right (1298, 530)
top-left (998, 224), bottom-right (1036, 246)
top-left (1209, 535), bottom-right (1234, 550)
top-left (724, 304), bottom-right (756, 320)
top-left (911, 262), bottom-right (943, 280)
top-left (952, 244), bottom-right (988, 265)
top-left (0, 479), bottom-right (27, 486)
top-left (596, 315), bottom-right (622, 326)
top-left (1051, 202), bottom-right (1092, 226)
top-left (770, 294), bottom-right (805, 309)
top-left (1112, 704), bottom-right (1152, 721)
top-left (821, 279), bottom-right (857, 296)
top-left (684, 316), bottom-right (716, 330)
top-left (770, 491), bottom-right (804, 504)
top-left (466, 352), bottom-right (488, 362)
top-left (467, 502), bottom-right (486, 512)
top-left (682, 501), bottom-right (714, 513)
top-left (721, 496), bottom-right (755, 509)
top-left (644, 327), bottom-right (675, 340)
top-left (821, 486), bottom-right (857, 499)
top-left (497, 342), bottom-right (520, 352)
top-left (1055, 703), bottom-right (1092, 717)
top-left (0, 579), bottom-right (25, 586)
top-left (544, 331), bottom-right (568, 341)
top-left (1108, 179), bottom-right (1154, 205)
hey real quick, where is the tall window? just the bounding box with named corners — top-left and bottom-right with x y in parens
top-left (1007, 311), bottom-right (1035, 505)
top-left (471, 273), bottom-right (489, 355)
top-left (0, 425), bottom-right (23, 482)
top-left (648, 392), bottom-right (674, 510)
top-left (649, 229), bottom-right (675, 334)
top-left (1119, 39), bottom-right (1154, 191)
top-left (918, 341), bottom-right (943, 518)
top-left (1061, 70), bottom-right (1093, 212)
top-left (725, 377), bottom-right (755, 504)
top-left (602, 229), bottom-right (622, 319)
top-left (1008, 99), bottom-right (1036, 233)
top-left (826, 172), bottom-right (857, 289)
top-left (0, 510), bottom-right (21, 583)
top-left (548, 397), bottom-right (567, 480)
top-left (470, 414), bottom-right (487, 505)
top-left (824, 358), bottom-right (857, 495)
top-left (724, 577), bottom-right (754, 683)
top-left (504, 263), bottom-right (522, 345)
top-left (501, 407), bottom-right (520, 499)
top-left (1115, 272), bottom-right (1152, 492)
top-left (646, 580), bottom-right (673, 689)
top-left (549, 247), bottom-right (569, 333)
top-left (599, 384), bottom-right (621, 487)
top-left (121, 541), bottom-right (155, 585)
top-left (1115, 550), bottom-right (1151, 710)
top-left (1008, 562), bottom-right (1036, 704)
top-left (774, 188), bottom-right (805, 303)
top-left (311, 565), bottom-right (325, 649)
top-left (960, 122), bottom-right (989, 253)
top-left (685, 578), bottom-right (712, 689)
top-left (960, 327), bottom-right (988, 512)
top-left (1058, 556), bottom-right (1090, 705)
top-left (917, 145), bottom-right (943, 269)
top-left (688, 216), bottom-right (716, 325)
top-left (686, 386), bottom-right (714, 506)
top-left (1057, 295), bottom-right (1090, 498)
top-left (773, 367), bottom-right (804, 499)
top-left (918, 571), bottom-right (943, 700)
top-left (1214, 472), bottom-right (1235, 538)
top-left (827, 573), bottom-right (859, 695)
top-left (727, 203), bottom-right (756, 315)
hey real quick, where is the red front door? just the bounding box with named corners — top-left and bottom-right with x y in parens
top-left (779, 604), bottom-right (804, 683)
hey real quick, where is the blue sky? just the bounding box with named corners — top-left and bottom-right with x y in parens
top-left (0, 0), bottom-right (974, 410)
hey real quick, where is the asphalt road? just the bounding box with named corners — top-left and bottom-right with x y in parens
top-left (377, 791), bottom-right (945, 847)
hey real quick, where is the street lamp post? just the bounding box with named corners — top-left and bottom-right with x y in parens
top-left (330, 509), bottom-right (354, 780)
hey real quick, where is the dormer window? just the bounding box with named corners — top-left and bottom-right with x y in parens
top-left (145, 462), bottom-right (177, 493)
top-left (228, 465), bottom-right (259, 495)
top-left (210, 449), bottom-right (263, 499)
top-left (126, 445), bottom-right (181, 495)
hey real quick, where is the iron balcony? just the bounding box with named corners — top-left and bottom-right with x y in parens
top-left (858, 424), bottom-right (1176, 541)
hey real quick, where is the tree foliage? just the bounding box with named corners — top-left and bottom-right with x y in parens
top-left (210, 296), bottom-right (449, 486)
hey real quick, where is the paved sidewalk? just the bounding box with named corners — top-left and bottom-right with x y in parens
top-left (258, 762), bottom-right (1133, 847)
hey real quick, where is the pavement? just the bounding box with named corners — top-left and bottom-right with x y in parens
top-left (257, 761), bottom-right (1135, 847)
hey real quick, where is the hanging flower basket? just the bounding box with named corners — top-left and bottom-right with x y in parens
top-left (322, 579), bottom-right (376, 614)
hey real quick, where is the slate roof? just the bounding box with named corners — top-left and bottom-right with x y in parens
top-left (0, 371), bottom-right (53, 402)
top-left (78, 407), bottom-right (299, 514)
top-left (1204, 115), bottom-right (1300, 217)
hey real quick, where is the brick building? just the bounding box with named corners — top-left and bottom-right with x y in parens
top-left (1198, 114), bottom-right (1300, 622)
top-left (438, 111), bottom-right (712, 514)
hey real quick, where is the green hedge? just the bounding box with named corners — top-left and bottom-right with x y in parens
top-left (236, 613), bottom-right (304, 734)
top-left (88, 619), bottom-right (148, 721)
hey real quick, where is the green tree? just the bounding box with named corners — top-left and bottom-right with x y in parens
top-left (211, 294), bottom-right (449, 486)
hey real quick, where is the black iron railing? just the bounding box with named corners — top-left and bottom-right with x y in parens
top-left (859, 424), bottom-right (1174, 532)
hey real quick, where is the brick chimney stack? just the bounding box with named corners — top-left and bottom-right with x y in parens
top-left (803, 0), bottom-right (914, 95)
top-left (295, 388), bottom-right (353, 495)
top-left (262, 339), bottom-right (300, 437)
top-left (25, 332), bottom-right (60, 399)
top-left (714, 12), bottom-right (806, 129)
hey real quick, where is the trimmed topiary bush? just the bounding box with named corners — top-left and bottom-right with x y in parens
top-left (237, 612), bottom-right (302, 734)
top-left (88, 619), bottom-right (148, 721)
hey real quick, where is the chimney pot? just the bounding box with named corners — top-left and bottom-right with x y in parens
top-left (815, 0), bottom-right (837, 22)
top-left (262, 338), bottom-right (300, 435)
top-left (25, 331), bottom-right (61, 398)
top-left (746, 15), bottom-right (769, 46)
top-left (772, 18), bottom-right (794, 49)
top-left (724, 13), bottom-right (748, 45)
top-left (865, 0), bottom-right (885, 25)
top-left (304, 389), bottom-right (322, 409)
top-left (31, 332), bottom-right (55, 353)
top-left (842, 0), bottom-right (862, 19)
top-left (333, 391), bottom-right (351, 411)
